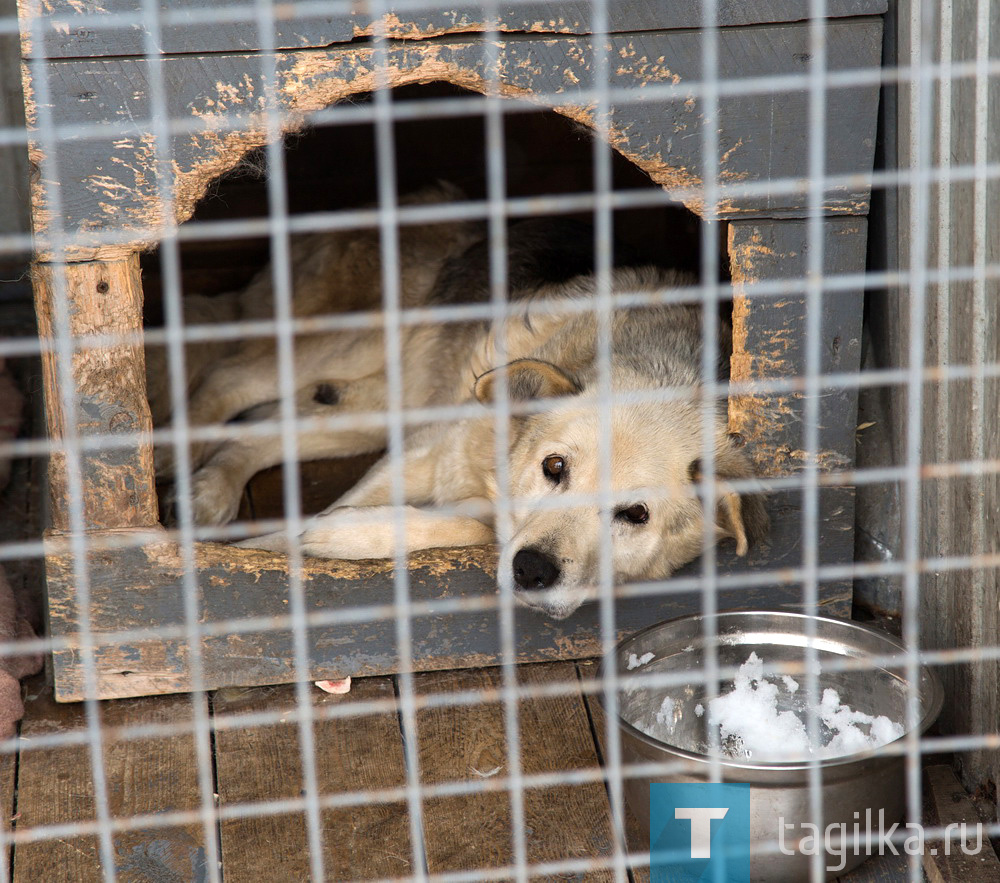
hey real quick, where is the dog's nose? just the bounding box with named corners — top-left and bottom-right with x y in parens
top-left (512, 548), bottom-right (561, 591)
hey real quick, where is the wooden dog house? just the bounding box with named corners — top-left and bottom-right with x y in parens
top-left (19, 1), bottom-right (885, 700)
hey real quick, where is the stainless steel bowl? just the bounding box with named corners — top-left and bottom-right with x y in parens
top-left (602, 610), bottom-right (943, 882)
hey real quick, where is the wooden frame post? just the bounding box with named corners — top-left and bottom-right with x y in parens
top-left (32, 255), bottom-right (158, 532)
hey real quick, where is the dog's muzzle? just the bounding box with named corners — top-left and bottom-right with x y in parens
top-left (512, 548), bottom-right (561, 591)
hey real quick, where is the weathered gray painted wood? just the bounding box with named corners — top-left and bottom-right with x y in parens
top-left (728, 217), bottom-right (867, 473)
top-left (864, 0), bottom-right (1000, 798)
top-left (728, 218), bottom-right (867, 607)
top-left (0, 0), bottom-right (29, 240)
top-left (24, 21), bottom-right (883, 261)
top-left (20, 0), bottom-right (888, 60)
top-left (44, 504), bottom-right (850, 701)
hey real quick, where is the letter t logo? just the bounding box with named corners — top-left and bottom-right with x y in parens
top-left (674, 807), bottom-right (729, 858)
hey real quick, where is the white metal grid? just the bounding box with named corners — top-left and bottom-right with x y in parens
top-left (0, 0), bottom-right (996, 881)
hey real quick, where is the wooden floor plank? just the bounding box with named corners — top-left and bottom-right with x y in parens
top-left (920, 764), bottom-right (997, 883)
top-left (579, 659), bottom-right (649, 883)
top-left (100, 692), bottom-right (210, 882)
top-left (415, 661), bottom-right (615, 879)
top-left (213, 676), bottom-right (410, 882)
top-left (14, 682), bottom-right (103, 882)
top-left (13, 682), bottom-right (208, 883)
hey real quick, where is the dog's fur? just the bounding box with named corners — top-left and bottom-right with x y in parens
top-left (149, 184), bottom-right (767, 619)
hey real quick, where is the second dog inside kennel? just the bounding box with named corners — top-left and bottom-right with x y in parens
top-left (141, 82), bottom-right (710, 526)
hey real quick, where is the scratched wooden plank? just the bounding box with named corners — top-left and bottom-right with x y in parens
top-left (889, 0), bottom-right (1000, 797)
top-left (728, 217), bottom-right (868, 475)
top-left (416, 662), bottom-right (615, 877)
top-left (213, 677), bottom-right (411, 881)
top-left (9, 685), bottom-right (99, 881)
top-left (12, 681), bottom-right (209, 882)
top-left (728, 217), bottom-right (868, 609)
top-left (22, 0), bottom-right (888, 59)
top-left (32, 258), bottom-right (159, 532)
top-left (44, 498), bottom-right (849, 701)
top-left (0, 0), bottom-right (28, 239)
top-left (25, 21), bottom-right (883, 260)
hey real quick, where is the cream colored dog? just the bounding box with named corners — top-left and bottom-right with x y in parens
top-left (150, 185), bottom-right (767, 619)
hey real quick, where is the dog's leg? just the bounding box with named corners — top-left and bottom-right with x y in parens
top-left (171, 330), bottom-right (385, 474)
top-left (189, 374), bottom-right (388, 525)
top-left (239, 503), bottom-right (494, 558)
top-left (238, 428), bottom-right (495, 555)
top-left (303, 505), bottom-right (494, 558)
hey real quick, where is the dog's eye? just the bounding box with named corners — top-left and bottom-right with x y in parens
top-left (615, 503), bottom-right (649, 525)
top-left (542, 455), bottom-right (565, 483)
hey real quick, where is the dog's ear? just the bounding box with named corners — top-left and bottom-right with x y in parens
top-left (688, 445), bottom-right (769, 557)
top-left (473, 359), bottom-right (580, 404)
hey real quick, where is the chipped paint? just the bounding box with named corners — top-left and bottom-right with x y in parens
top-left (29, 38), bottom-right (712, 260)
top-left (727, 222), bottom-right (864, 478)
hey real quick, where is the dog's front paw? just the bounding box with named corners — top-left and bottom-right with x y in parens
top-left (190, 466), bottom-right (244, 526)
top-left (298, 508), bottom-right (386, 559)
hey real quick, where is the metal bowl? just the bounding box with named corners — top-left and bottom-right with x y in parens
top-left (601, 610), bottom-right (943, 882)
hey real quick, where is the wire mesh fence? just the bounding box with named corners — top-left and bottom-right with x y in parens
top-left (0, 0), bottom-right (997, 880)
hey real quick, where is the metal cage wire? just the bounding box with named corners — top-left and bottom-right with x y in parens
top-left (0, 0), bottom-right (996, 880)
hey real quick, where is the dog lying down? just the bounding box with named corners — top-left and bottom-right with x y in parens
top-left (149, 183), bottom-right (767, 620)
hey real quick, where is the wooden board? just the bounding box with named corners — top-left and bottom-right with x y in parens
top-left (0, 0), bottom-right (29, 241)
top-left (728, 217), bottom-right (867, 474)
top-left (921, 765), bottom-right (1000, 882)
top-left (728, 217), bottom-right (867, 606)
top-left (24, 21), bottom-right (884, 261)
top-left (21, 0), bottom-right (889, 60)
top-left (13, 682), bottom-right (102, 880)
top-left (876, 0), bottom-right (1000, 796)
top-left (32, 258), bottom-right (158, 531)
top-left (213, 676), bottom-right (411, 881)
top-left (415, 661), bottom-right (615, 877)
top-left (12, 680), bottom-right (208, 881)
top-left (43, 510), bottom-right (848, 702)
top-left (580, 665), bottom-right (649, 883)
top-left (243, 454), bottom-right (384, 522)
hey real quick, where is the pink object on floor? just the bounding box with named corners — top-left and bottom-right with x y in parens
top-left (315, 678), bottom-right (352, 695)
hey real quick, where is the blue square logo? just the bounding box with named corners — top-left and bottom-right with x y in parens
top-left (650, 783), bottom-right (755, 882)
